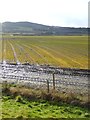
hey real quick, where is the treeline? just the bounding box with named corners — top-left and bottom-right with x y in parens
top-left (1, 22), bottom-right (89, 35)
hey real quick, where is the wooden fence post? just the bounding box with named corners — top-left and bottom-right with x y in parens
top-left (53, 72), bottom-right (55, 90)
top-left (47, 80), bottom-right (49, 93)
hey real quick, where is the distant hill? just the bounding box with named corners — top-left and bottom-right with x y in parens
top-left (0, 23), bottom-right (2, 33)
top-left (2, 22), bottom-right (88, 35)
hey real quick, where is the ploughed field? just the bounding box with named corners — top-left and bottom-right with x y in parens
top-left (1, 35), bottom-right (88, 69)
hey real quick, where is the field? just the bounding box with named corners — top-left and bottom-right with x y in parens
top-left (1, 35), bottom-right (88, 69)
top-left (1, 34), bottom-right (89, 119)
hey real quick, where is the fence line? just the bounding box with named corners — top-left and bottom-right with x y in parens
top-left (0, 63), bottom-right (89, 94)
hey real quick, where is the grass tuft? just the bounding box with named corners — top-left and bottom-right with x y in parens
top-left (15, 95), bottom-right (23, 103)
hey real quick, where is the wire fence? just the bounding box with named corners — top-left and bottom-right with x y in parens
top-left (0, 63), bottom-right (89, 95)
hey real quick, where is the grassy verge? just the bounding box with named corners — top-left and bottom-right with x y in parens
top-left (2, 95), bottom-right (90, 118)
top-left (1, 83), bottom-right (90, 118)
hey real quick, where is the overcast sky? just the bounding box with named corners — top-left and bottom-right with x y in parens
top-left (0, 0), bottom-right (89, 27)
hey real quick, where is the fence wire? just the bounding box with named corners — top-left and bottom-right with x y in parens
top-left (0, 63), bottom-right (89, 95)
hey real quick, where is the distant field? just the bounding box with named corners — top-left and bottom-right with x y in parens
top-left (1, 35), bottom-right (88, 69)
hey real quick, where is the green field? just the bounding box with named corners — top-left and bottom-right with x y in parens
top-left (2, 35), bottom-right (88, 69)
top-left (2, 95), bottom-right (89, 118)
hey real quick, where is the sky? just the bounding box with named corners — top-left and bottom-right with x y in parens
top-left (0, 0), bottom-right (89, 27)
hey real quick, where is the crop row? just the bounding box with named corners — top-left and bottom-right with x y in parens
top-left (1, 35), bottom-right (88, 69)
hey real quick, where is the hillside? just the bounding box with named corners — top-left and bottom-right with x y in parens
top-left (0, 23), bottom-right (2, 34)
top-left (2, 22), bottom-right (88, 35)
